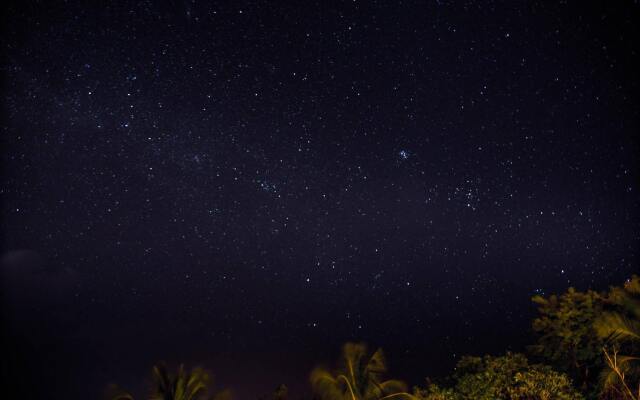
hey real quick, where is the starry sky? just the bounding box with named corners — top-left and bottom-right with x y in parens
top-left (1, 1), bottom-right (639, 399)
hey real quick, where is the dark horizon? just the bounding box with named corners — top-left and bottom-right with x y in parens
top-left (1, 1), bottom-right (638, 399)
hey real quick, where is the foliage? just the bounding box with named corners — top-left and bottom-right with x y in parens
top-left (601, 348), bottom-right (639, 400)
top-left (310, 342), bottom-right (417, 400)
top-left (109, 363), bottom-right (232, 400)
top-left (508, 366), bottom-right (586, 400)
top-left (101, 276), bottom-right (640, 400)
top-left (530, 287), bottom-right (606, 391)
top-left (596, 275), bottom-right (640, 343)
top-left (595, 275), bottom-right (640, 399)
top-left (414, 353), bottom-right (583, 400)
top-left (412, 383), bottom-right (458, 400)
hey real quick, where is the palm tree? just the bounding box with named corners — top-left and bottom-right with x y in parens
top-left (109, 363), bottom-right (232, 400)
top-left (149, 364), bottom-right (210, 400)
top-left (310, 342), bottom-right (417, 400)
top-left (595, 276), bottom-right (640, 400)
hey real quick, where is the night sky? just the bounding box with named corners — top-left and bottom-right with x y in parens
top-left (1, 1), bottom-right (639, 399)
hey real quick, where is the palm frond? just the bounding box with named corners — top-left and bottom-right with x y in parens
top-left (377, 380), bottom-right (408, 394)
top-left (367, 348), bottom-right (388, 376)
top-left (310, 343), bottom-right (412, 400)
top-left (310, 367), bottom-right (348, 399)
top-left (378, 393), bottom-right (419, 400)
top-left (596, 312), bottom-right (640, 342)
top-left (599, 365), bottom-right (620, 389)
top-left (105, 383), bottom-right (135, 400)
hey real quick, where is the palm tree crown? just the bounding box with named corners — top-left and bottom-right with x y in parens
top-left (310, 342), bottom-right (417, 400)
top-left (109, 363), bottom-right (231, 400)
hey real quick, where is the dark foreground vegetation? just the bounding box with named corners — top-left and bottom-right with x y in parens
top-left (107, 276), bottom-right (639, 400)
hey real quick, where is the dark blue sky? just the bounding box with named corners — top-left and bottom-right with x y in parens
top-left (1, 1), bottom-right (638, 398)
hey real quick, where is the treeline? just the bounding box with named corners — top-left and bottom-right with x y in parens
top-left (107, 275), bottom-right (639, 400)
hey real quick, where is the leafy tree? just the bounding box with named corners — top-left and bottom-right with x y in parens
top-left (413, 353), bottom-right (583, 400)
top-left (310, 342), bottom-right (417, 400)
top-left (530, 286), bottom-right (606, 391)
top-left (108, 363), bottom-right (232, 400)
top-left (452, 353), bottom-right (530, 399)
top-left (507, 366), bottom-right (585, 400)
